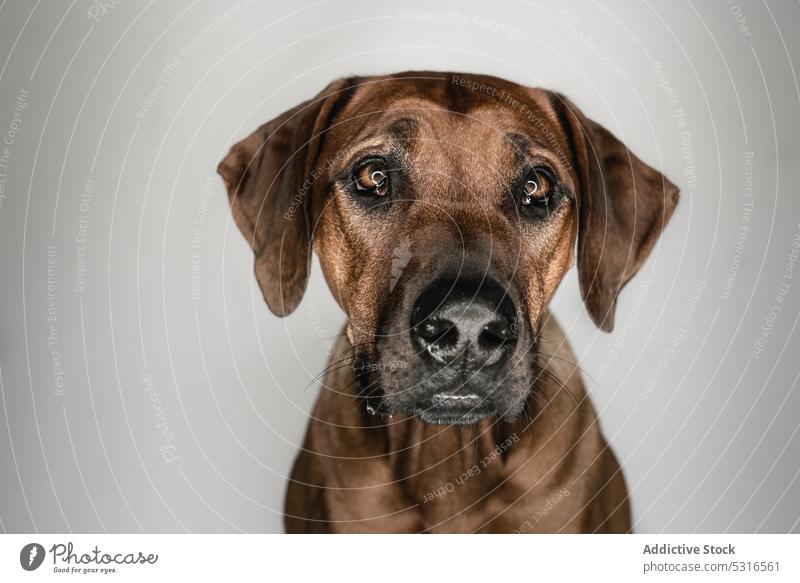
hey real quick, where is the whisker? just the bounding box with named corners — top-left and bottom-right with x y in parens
top-left (304, 357), bottom-right (357, 391)
top-left (534, 365), bottom-right (580, 406)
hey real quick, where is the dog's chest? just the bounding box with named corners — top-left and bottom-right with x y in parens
top-left (386, 419), bottom-right (517, 531)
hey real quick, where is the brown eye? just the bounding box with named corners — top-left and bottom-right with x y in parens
top-left (354, 160), bottom-right (389, 196)
top-left (520, 172), bottom-right (551, 206)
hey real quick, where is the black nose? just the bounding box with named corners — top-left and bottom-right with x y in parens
top-left (410, 278), bottom-right (518, 368)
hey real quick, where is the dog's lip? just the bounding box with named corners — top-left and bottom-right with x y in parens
top-left (431, 392), bottom-right (481, 407)
top-left (411, 393), bottom-right (494, 425)
top-left (415, 406), bottom-right (494, 425)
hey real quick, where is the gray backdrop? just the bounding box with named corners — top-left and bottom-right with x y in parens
top-left (0, 0), bottom-right (798, 533)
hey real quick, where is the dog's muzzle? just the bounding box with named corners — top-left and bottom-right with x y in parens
top-left (396, 276), bottom-right (525, 424)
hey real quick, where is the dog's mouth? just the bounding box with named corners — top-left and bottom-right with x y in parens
top-left (355, 354), bottom-right (530, 426)
top-left (412, 393), bottom-right (496, 425)
top-left (360, 385), bottom-right (499, 425)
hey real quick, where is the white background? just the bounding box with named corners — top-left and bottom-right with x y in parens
top-left (0, 0), bottom-right (798, 533)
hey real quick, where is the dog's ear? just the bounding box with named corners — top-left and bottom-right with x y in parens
top-left (550, 94), bottom-right (679, 332)
top-left (218, 79), bottom-right (351, 316)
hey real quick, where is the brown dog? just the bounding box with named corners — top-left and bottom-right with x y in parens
top-left (218, 71), bottom-right (678, 533)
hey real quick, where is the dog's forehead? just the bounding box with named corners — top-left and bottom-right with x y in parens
top-left (343, 76), bottom-right (557, 132)
top-left (331, 75), bottom-right (569, 169)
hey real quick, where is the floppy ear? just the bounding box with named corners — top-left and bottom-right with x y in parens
top-left (551, 95), bottom-right (679, 332)
top-left (218, 79), bottom-right (351, 316)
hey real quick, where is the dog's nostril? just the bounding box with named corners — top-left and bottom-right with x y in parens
top-left (478, 321), bottom-right (515, 351)
top-left (416, 319), bottom-right (459, 348)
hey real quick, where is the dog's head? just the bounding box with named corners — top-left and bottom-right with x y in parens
top-left (219, 72), bottom-right (678, 425)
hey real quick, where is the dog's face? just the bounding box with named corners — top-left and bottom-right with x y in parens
top-left (219, 72), bottom-right (678, 425)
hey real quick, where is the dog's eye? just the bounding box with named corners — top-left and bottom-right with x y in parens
top-left (520, 171), bottom-right (551, 207)
top-left (354, 160), bottom-right (389, 196)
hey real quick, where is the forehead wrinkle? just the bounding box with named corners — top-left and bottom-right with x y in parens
top-left (385, 117), bottom-right (419, 147)
top-left (466, 104), bottom-right (567, 155)
top-left (337, 112), bottom-right (426, 167)
top-left (505, 132), bottom-right (532, 167)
